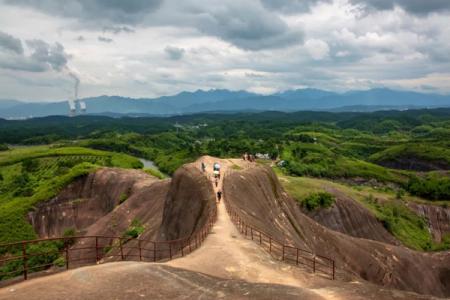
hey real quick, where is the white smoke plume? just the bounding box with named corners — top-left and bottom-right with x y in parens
top-left (67, 70), bottom-right (80, 100)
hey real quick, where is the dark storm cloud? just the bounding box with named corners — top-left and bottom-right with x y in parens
top-left (351, 0), bottom-right (450, 15)
top-left (5, 0), bottom-right (162, 25)
top-left (26, 40), bottom-right (69, 71)
top-left (0, 56), bottom-right (47, 72)
top-left (186, 1), bottom-right (303, 50)
top-left (164, 46), bottom-right (185, 60)
top-left (0, 33), bottom-right (70, 73)
top-left (260, 0), bottom-right (331, 13)
top-left (0, 31), bottom-right (24, 54)
top-left (4, 0), bottom-right (303, 51)
top-left (98, 36), bottom-right (113, 43)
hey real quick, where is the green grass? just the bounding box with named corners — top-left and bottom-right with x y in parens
top-left (0, 146), bottom-right (143, 169)
top-left (369, 144), bottom-right (450, 167)
top-left (0, 162), bottom-right (98, 243)
top-left (0, 145), bottom-right (144, 244)
top-left (281, 143), bottom-right (407, 184)
top-left (143, 168), bottom-right (167, 179)
top-left (277, 171), bottom-right (449, 251)
top-left (0, 145), bottom-right (148, 279)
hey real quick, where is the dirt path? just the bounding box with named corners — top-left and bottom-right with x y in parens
top-left (168, 156), bottom-right (338, 299)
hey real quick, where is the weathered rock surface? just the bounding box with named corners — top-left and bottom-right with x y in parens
top-left (223, 164), bottom-right (450, 298)
top-left (157, 164), bottom-right (216, 241)
top-left (407, 202), bottom-right (450, 242)
top-left (0, 263), bottom-right (325, 300)
top-left (303, 186), bottom-right (400, 245)
top-left (28, 168), bottom-right (158, 237)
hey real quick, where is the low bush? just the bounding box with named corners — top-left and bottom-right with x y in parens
top-left (302, 192), bottom-right (335, 211)
top-left (123, 219), bottom-right (145, 239)
top-left (407, 174), bottom-right (450, 200)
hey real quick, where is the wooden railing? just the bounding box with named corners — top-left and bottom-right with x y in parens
top-left (224, 199), bottom-right (335, 280)
top-left (0, 206), bottom-right (217, 283)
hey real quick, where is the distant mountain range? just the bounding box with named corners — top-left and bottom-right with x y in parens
top-left (1, 88), bottom-right (450, 119)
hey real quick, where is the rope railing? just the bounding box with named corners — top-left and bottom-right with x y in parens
top-left (223, 199), bottom-right (335, 280)
top-left (0, 205), bottom-right (217, 283)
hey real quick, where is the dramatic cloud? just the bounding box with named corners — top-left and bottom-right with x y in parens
top-left (0, 31), bottom-right (23, 54)
top-left (184, 1), bottom-right (303, 50)
top-left (164, 46), bottom-right (185, 60)
top-left (260, 0), bottom-right (331, 13)
top-left (5, 0), bottom-right (302, 51)
top-left (98, 36), bottom-right (113, 43)
top-left (351, 0), bottom-right (450, 15)
top-left (0, 0), bottom-right (449, 100)
top-left (0, 33), bottom-right (70, 73)
top-left (26, 40), bottom-right (69, 71)
top-left (5, 0), bottom-right (163, 25)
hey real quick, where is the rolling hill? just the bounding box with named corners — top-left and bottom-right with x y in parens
top-left (1, 88), bottom-right (450, 119)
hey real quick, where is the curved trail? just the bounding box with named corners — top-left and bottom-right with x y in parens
top-left (168, 156), bottom-right (338, 299)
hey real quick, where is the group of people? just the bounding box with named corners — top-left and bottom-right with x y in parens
top-left (201, 161), bottom-right (222, 202)
top-left (242, 152), bottom-right (255, 162)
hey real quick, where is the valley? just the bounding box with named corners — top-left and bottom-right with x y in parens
top-left (0, 109), bottom-right (449, 299)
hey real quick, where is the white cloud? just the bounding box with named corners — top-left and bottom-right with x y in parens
top-left (304, 39), bottom-right (330, 60)
top-left (0, 0), bottom-right (449, 101)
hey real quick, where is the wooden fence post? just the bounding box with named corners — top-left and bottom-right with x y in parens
top-left (332, 260), bottom-right (335, 280)
top-left (65, 243), bottom-right (69, 270)
top-left (313, 256), bottom-right (316, 273)
top-left (138, 239), bottom-right (142, 261)
top-left (95, 237), bottom-right (99, 263)
top-left (22, 242), bottom-right (27, 280)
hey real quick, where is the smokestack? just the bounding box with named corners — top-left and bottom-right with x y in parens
top-left (79, 101), bottom-right (86, 112)
top-left (68, 99), bottom-right (76, 116)
top-left (67, 70), bottom-right (80, 116)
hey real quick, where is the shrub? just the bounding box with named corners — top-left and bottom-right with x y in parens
top-left (302, 192), bottom-right (335, 211)
top-left (119, 192), bottom-right (128, 204)
top-left (22, 158), bottom-right (39, 172)
top-left (407, 174), bottom-right (450, 200)
top-left (396, 189), bottom-right (405, 199)
top-left (123, 218), bottom-right (145, 239)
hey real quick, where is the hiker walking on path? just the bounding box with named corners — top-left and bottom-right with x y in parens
top-left (217, 190), bottom-right (222, 202)
top-left (213, 162), bottom-right (221, 179)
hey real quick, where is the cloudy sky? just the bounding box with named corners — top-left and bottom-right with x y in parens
top-left (0, 0), bottom-right (449, 101)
